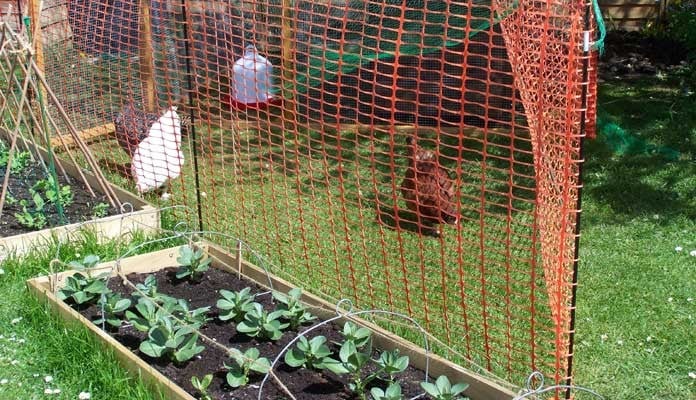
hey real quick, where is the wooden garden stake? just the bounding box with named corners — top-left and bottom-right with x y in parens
top-left (139, 0), bottom-right (156, 113)
top-left (26, 0), bottom-right (44, 83)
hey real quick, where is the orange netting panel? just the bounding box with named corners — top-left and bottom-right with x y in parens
top-left (494, 0), bottom-right (589, 386)
top-left (32, 0), bottom-right (593, 392)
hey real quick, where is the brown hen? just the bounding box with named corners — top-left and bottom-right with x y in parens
top-left (400, 136), bottom-right (460, 236)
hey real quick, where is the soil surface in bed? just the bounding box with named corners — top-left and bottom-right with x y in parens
top-left (76, 266), bottom-right (434, 400)
top-left (0, 162), bottom-right (120, 238)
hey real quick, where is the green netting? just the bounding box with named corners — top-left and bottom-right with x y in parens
top-left (597, 111), bottom-right (680, 160)
top-left (295, 0), bottom-right (515, 94)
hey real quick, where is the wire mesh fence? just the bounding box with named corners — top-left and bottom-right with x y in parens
top-left (3, 0), bottom-right (598, 394)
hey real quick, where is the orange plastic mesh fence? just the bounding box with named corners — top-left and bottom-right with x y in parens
top-left (32, 0), bottom-right (593, 392)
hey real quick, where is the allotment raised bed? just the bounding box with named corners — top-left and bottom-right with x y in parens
top-left (26, 241), bottom-right (517, 400)
top-left (0, 131), bottom-right (159, 260)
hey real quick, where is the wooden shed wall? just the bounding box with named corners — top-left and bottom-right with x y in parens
top-left (599, 0), bottom-right (665, 31)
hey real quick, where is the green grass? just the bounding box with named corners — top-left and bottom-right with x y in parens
top-left (572, 74), bottom-right (696, 398)
top-left (0, 231), bottom-right (184, 399)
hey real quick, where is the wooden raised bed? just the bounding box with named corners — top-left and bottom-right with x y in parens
top-left (26, 241), bottom-right (517, 400)
top-left (0, 130), bottom-right (159, 261)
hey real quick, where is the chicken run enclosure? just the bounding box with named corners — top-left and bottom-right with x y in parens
top-left (1, 0), bottom-right (600, 396)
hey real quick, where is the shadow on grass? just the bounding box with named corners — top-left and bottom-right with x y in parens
top-left (582, 77), bottom-right (696, 226)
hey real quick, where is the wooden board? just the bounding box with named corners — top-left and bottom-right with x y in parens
top-left (27, 242), bottom-right (518, 400)
top-left (599, 0), bottom-right (661, 30)
top-left (0, 127), bottom-right (159, 261)
top-left (223, 118), bottom-right (509, 141)
top-left (50, 123), bottom-right (115, 152)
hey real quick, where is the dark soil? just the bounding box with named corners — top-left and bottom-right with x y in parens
top-left (599, 30), bottom-right (690, 81)
top-left (76, 267), bottom-right (435, 400)
top-left (0, 159), bottom-right (119, 238)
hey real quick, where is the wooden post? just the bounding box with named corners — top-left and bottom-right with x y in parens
top-left (280, 0), bottom-right (295, 129)
top-left (27, 0), bottom-right (48, 139)
top-left (139, 0), bottom-right (156, 113)
top-left (27, 0), bottom-right (44, 76)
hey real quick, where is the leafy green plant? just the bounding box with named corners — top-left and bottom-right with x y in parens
top-left (138, 316), bottom-right (205, 363)
top-left (14, 193), bottom-right (47, 230)
top-left (33, 175), bottom-right (73, 207)
top-left (338, 339), bottom-right (373, 397)
top-left (57, 272), bottom-right (110, 305)
top-left (57, 254), bottom-right (109, 305)
top-left (273, 287), bottom-right (317, 329)
top-left (126, 297), bottom-right (161, 332)
top-left (370, 382), bottom-right (403, 400)
top-left (217, 287), bottom-right (256, 322)
top-left (225, 347), bottom-right (271, 388)
top-left (0, 143), bottom-right (30, 174)
top-left (4, 193), bottom-right (17, 205)
top-left (341, 321), bottom-right (373, 349)
top-left (420, 375), bottom-right (469, 400)
top-left (284, 335), bottom-right (345, 373)
top-left (175, 244), bottom-right (212, 282)
top-left (132, 274), bottom-right (174, 304)
top-left (68, 254), bottom-right (101, 270)
top-left (94, 292), bottom-right (132, 327)
top-left (126, 294), bottom-right (209, 333)
top-left (162, 297), bottom-right (210, 329)
top-left (335, 341), bottom-right (410, 400)
top-left (236, 302), bottom-right (289, 340)
top-left (191, 374), bottom-right (213, 400)
top-left (92, 202), bottom-right (110, 218)
top-left (375, 349), bottom-right (409, 383)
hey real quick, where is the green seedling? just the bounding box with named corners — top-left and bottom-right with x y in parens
top-left (370, 382), bottom-right (403, 400)
top-left (0, 143), bottom-right (30, 174)
top-left (336, 341), bottom-right (409, 400)
top-left (225, 347), bottom-right (271, 388)
top-left (92, 202), bottom-right (110, 218)
top-left (68, 254), bottom-right (101, 270)
top-left (33, 175), bottom-right (73, 207)
top-left (420, 375), bottom-right (470, 400)
top-left (126, 295), bottom-right (209, 332)
top-left (284, 335), bottom-right (346, 373)
top-left (126, 297), bottom-right (161, 332)
top-left (191, 374), bottom-right (213, 400)
top-left (338, 339), bottom-right (372, 397)
top-left (341, 321), bottom-right (373, 349)
top-left (94, 292), bottom-right (132, 327)
top-left (4, 193), bottom-right (17, 205)
top-left (162, 297), bottom-right (210, 329)
top-left (236, 302), bottom-right (289, 341)
top-left (175, 244), bottom-right (212, 282)
top-left (139, 316), bottom-right (205, 363)
top-left (273, 287), bottom-right (317, 329)
top-left (57, 272), bottom-right (110, 305)
top-left (132, 274), bottom-right (175, 304)
top-left (217, 287), bottom-right (256, 322)
top-left (15, 193), bottom-right (47, 230)
top-left (375, 349), bottom-right (409, 383)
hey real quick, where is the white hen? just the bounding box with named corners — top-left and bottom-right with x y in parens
top-left (131, 106), bottom-right (184, 194)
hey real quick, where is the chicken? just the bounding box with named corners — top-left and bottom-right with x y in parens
top-left (113, 102), bottom-right (161, 158)
top-left (130, 106), bottom-right (185, 195)
top-left (400, 136), bottom-right (460, 236)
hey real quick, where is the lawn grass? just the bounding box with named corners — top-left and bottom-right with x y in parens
top-left (0, 230), bottom-right (186, 399)
top-left (571, 74), bottom-right (696, 398)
